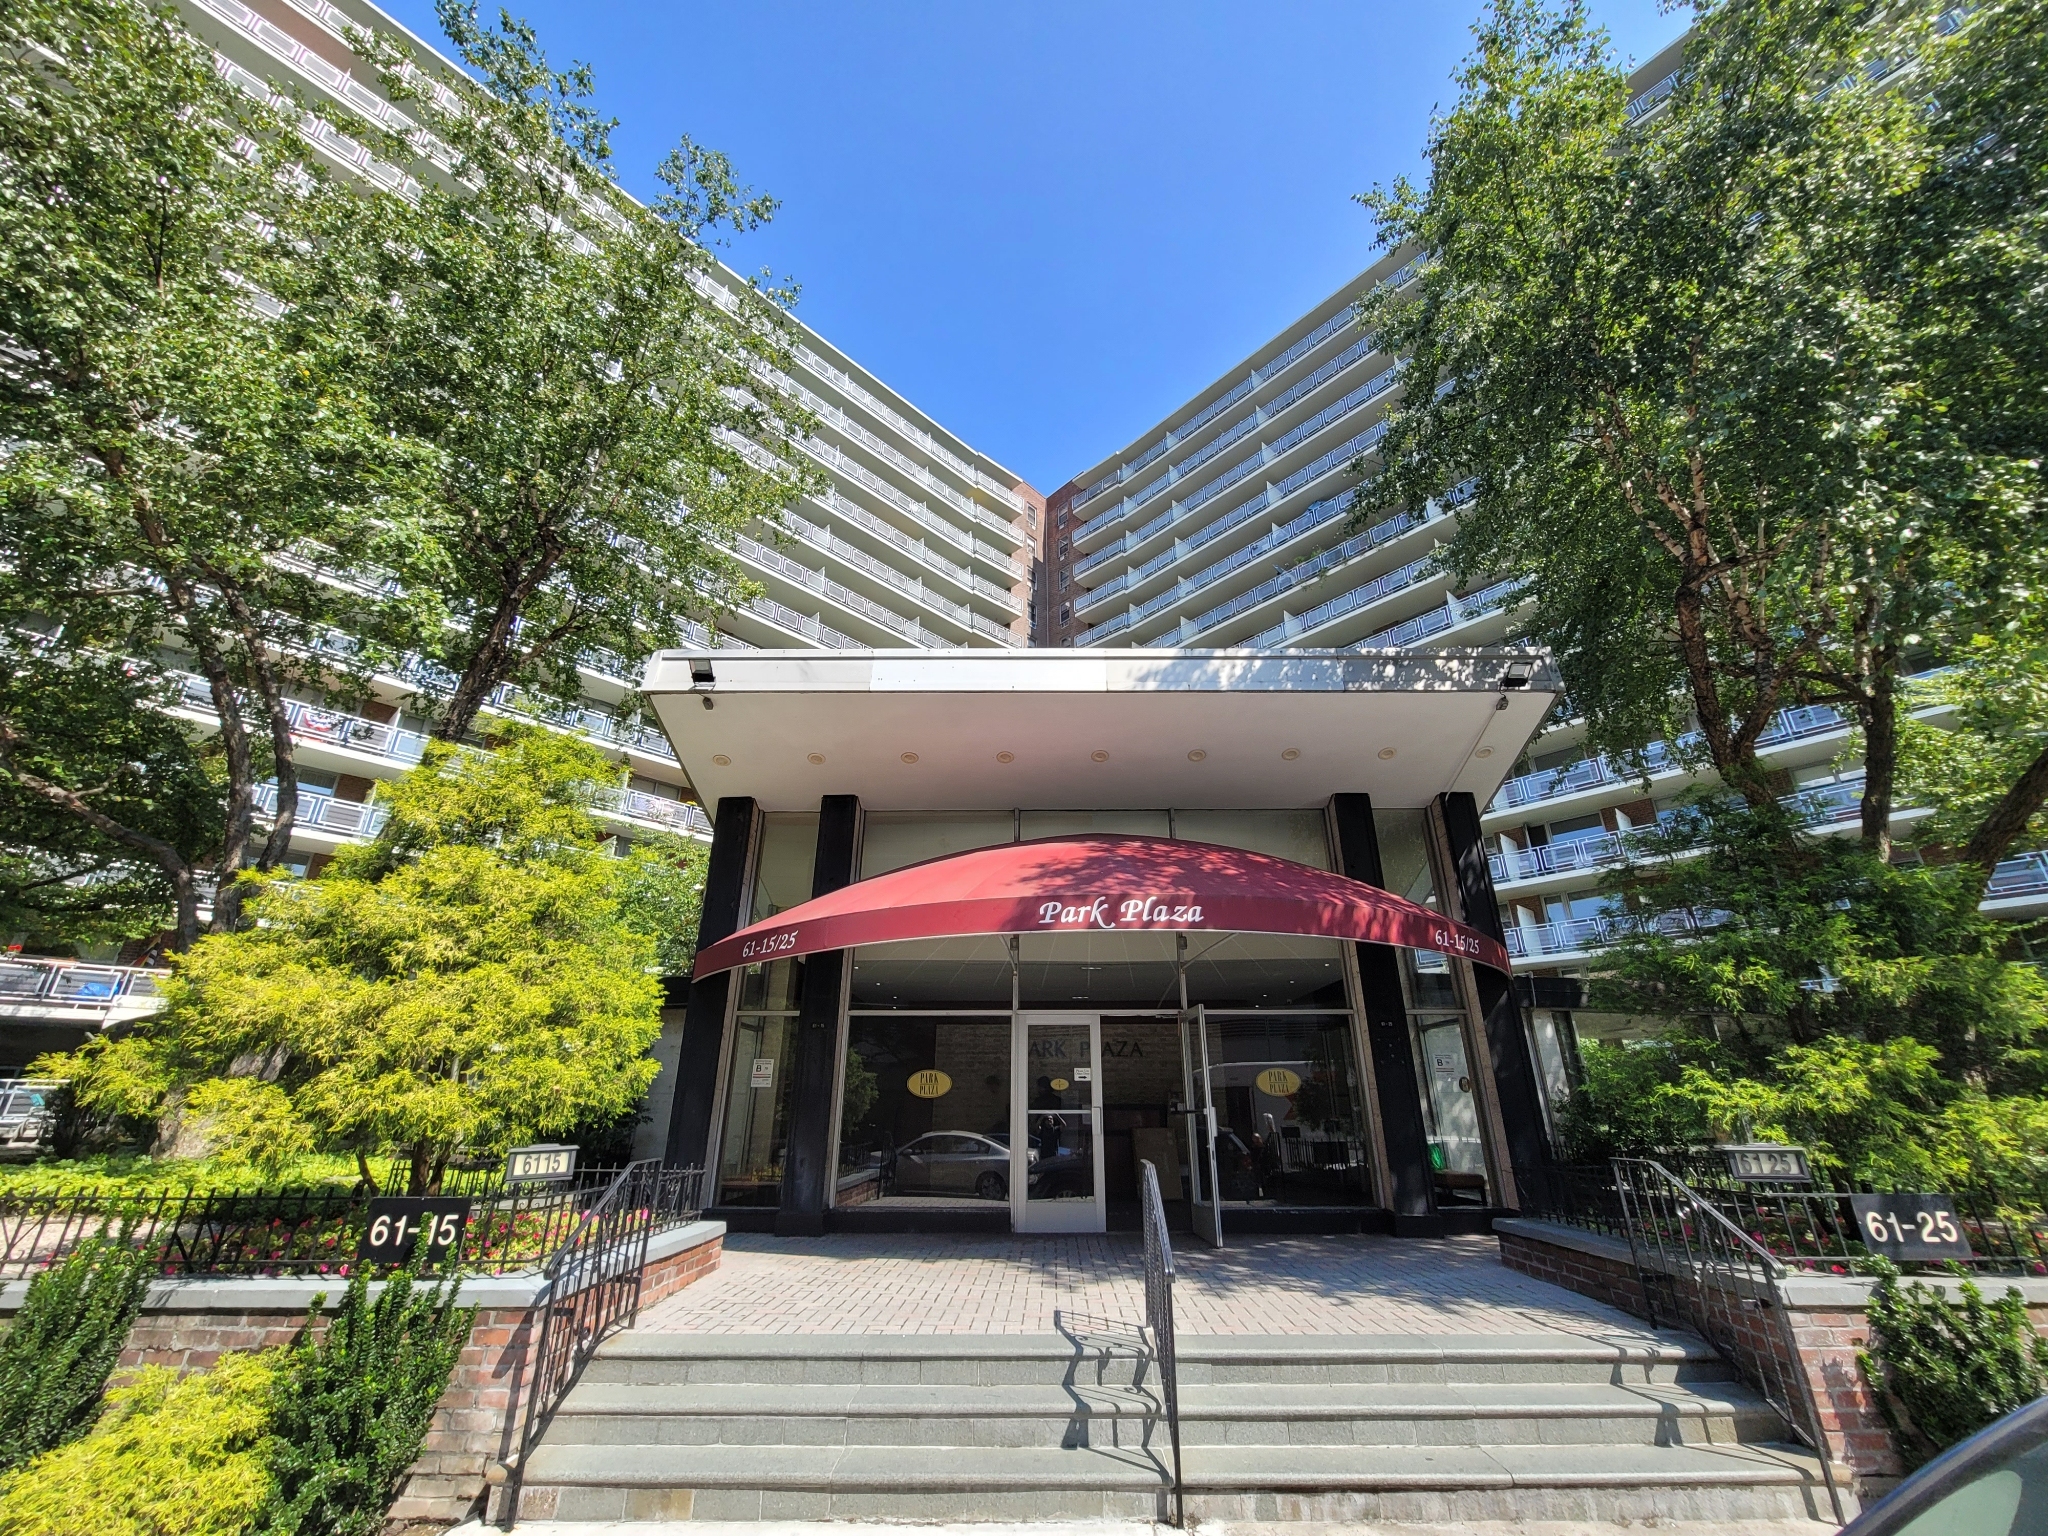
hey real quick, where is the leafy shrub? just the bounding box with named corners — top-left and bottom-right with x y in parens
top-left (257, 1258), bottom-right (473, 1535)
top-left (1859, 1261), bottom-right (2048, 1469)
top-left (0, 1350), bottom-right (280, 1536)
top-left (0, 1232), bottom-right (155, 1473)
top-left (1554, 1039), bottom-right (1712, 1161)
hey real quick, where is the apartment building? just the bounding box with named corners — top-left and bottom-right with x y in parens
top-left (159, 0), bottom-right (1039, 868)
top-left (1037, 38), bottom-right (2048, 1018)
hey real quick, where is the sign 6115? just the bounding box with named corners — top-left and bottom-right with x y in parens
top-left (357, 1197), bottom-right (472, 1265)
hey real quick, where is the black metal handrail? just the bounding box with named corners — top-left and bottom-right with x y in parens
top-left (1139, 1158), bottom-right (1184, 1528)
top-left (498, 1161), bottom-right (703, 1528)
top-left (1515, 1158), bottom-right (2048, 1276)
top-left (1613, 1159), bottom-right (1844, 1524)
top-left (0, 1163), bottom-right (663, 1280)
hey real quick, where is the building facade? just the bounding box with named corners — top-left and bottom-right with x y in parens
top-left (640, 646), bottom-right (1568, 1238)
top-left (1035, 39), bottom-right (2048, 1024)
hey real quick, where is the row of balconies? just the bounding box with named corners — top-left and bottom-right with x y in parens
top-left (1069, 258), bottom-right (1427, 519)
top-left (726, 533), bottom-right (1019, 648)
top-left (797, 437), bottom-right (1026, 588)
top-left (1077, 411), bottom-right (1394, 588)
top-left (779, 512), bottom-right (1018, 639)
top-left (1075, 363), bottom-right (1403, 560)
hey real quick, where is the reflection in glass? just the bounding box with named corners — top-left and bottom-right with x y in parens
top-left (1416, 1016), bottom-right (1490, 1205)
top-left (750, 814), bottom-right (819, 924)
top-left (838, 1015), bottom-right (1013, 1207)
top-left (1024, 1022), bottom-right (1095, 1203)
top-left (1201, 1012), bottom-right (1373, 1206)
top-left (1183, 933), bottom-right (1347, 1008)
top-left (850, 937), bottom-right (1012, 1009)
top-left (1018, 931), bottom-right (1178, 1007)
top-left (1172, 809), bottom-right (1332, 869)
top-left (1019, 810), bottom-right (1171, 841)
top-left (860, 813), bottom-right (1016, 878)
top-left (716, 1014), bottom-right (797, 1206)
top-left (736, 957), bottom-right (802, 1013)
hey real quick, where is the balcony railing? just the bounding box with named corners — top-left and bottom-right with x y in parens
top-left (1505, 908), bottom-right (1703, 960)
top-left (781, 512), bottom-right (995, 636)
top-left (797, 439), bottom-right (1022, 579)
top-left (1487, 705), bottom-right (1853, 814)
top-left (1242, 550), bottom-right (1441, 650)
top-left (1077, 411), bottom-right (1392, 583)
top-left (743, 595), bottom-right (863, 649)
top-left (253, 781), bottom-right (392, 838)
top-left (729, 534), bottom-right (944, 647)
top-left (1354, 576), bottom-right (1523, 650)
top-left (587, 785), bottom-right (713, 838)
top-left (0, 959), bottom-right (168, 1011)
top-left (1987, 850), bottom-right (2048, 901)
top-left (1074, 308), bottom-right (1367, 517)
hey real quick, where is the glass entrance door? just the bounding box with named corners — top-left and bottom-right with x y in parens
top-left (1013, 1013), bottom-right (1105, 1233)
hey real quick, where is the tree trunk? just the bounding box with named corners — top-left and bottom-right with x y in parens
top-left (407, 1140), bottom-right (433, 1197)
top-left (1857, 663), bottom-right (1898, 860)
top-left (1959, 739), bottom-right (2048, 892)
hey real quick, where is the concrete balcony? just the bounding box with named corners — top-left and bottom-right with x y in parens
top-left (779, 512), bottom-right (1017, 643)
top-left (0, 959), bottom-right (169, 1034)
top-left (1984, 849), bottom-right (2048, 919)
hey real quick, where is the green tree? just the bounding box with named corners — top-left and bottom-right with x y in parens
top-left (1352, 0), bottom-right (2044, 857)
top-left (316, 1), bottom-right (821, 743)
top-left (1553, 1040), bottom-right (1712, 1163)
top-left (1898, 619), bottom-right (2048, 878)
top-left (0, 0), bottom-right (435, 945)
top-left (45, 727), bottom-right (666, 1193)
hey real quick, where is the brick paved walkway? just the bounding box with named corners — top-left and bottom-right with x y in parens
top-left (635, 1232), bottom-right (1641, 1336)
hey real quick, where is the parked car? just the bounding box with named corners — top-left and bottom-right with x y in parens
top-left (891, 1132), bottom-right (1025, 1201)
top-left (1838, 1392), bottom-right (2048, 1536)
top-left (0, 1079), bottom-right (57, 1160)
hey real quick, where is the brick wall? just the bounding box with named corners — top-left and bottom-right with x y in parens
top-left (1499, 1217), bottom-right (2048, 1490)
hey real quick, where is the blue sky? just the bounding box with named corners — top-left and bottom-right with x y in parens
top-left (376, 2), bottom-right (1681, 493)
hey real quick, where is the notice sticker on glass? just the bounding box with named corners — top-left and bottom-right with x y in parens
top-left (1073, 1068), bottom-right (1092, 1082)
top-left (750, 1057), bottom-right (774, 1089)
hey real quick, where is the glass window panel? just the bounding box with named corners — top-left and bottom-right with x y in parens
top-left (1018, 810), bottom-right (1171, 841)
top-left (861, 813), bottom-right (1015, 878)
top-left (1172, 810), bottom-right (1331, 870)
top-left (1372, 807), bottom-right (1439, 908)
top-left (1402, 948), bottom-right (1462, 1011)
top-left (849, 937), bottom-right (1013, 1010)
top-left (715, 1013), bottom-right (798, 1207)
top-left (1415, 1015), bottom-right (1491, 1206)
top-left (1182, 932), bottom-right (1348, 1008)
top-left (837, 1016), bottom-right (1013, 1208)
top-left (750, 813), bottom-right (819, 924)
top-left (1201, 1012), bottom-right (1372, 1206)
top-left (736, 957), bottom-right (802, 1013)
top-left (1018, 931), bottom-right (1179, 1007)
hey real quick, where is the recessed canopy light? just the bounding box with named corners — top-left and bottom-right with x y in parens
top-left (900, 751), bottom-right (919, 765)
top-left (1187, 749), bottom-right (1207, 762)
top-left (1090, 750), bottom-right (1110, 763)
top-left (711, 753), bottom-right (731, 767)
top-left (1281, 748), bottom-right (1301, 762)
top-left (1378, 747), bottom-right (1397, 760)
top-left (1475, 747), bottom-right (1494, 759)
top-left (806, 752), bottom-right (825, 766)
top-left (995, 751), bottom-right (1015, 764)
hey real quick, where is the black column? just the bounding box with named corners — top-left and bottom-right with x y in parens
top-left (1329, 795), bottom-right (1435, 1223)
top-left (1437, 790), bottom-right (1550, 1179)
top-left (663, 796), bottom-right (757, 1172)
top-left (776, 795), bottom-right (862, 1237)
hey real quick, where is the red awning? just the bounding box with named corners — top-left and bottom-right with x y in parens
top-left (693, 833), bottom-right (1510, 978)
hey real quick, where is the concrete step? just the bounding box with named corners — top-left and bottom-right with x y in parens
top-left (515, 1439), bottom-right (1834, 1524)
top-left (543, 1378), bottom-right (1785, 1449)
top-left (585, 1331), bottom-right (1735, 1389)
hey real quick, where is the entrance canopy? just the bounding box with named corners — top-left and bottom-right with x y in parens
top-left (693, 833), bottom-right (1510, 978)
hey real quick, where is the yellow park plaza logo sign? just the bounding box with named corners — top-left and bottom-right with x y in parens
top-left (907, 1069), bottom-right (952, 1099)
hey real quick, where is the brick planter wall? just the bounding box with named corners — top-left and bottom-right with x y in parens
top-left (1498, 1216), bottom-right (2048, 1492)
top-left (2, 1218), bottom-right (724, 1531)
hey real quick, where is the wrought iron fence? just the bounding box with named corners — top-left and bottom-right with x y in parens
top-left (0, 1162), bottom-right (705, 1281)
top-left (1515, 1157), bottom-right (2048, 1277)
top-left (500, 1161), bottom-right (703, 1527)
top-left (1139, 1159), bottom-right (1184, 1529)
top-left (1611, 1160), bottom-right (1844, 1523)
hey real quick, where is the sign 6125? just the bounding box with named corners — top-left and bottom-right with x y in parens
top-left (1847, 1194), bottom-right (1974, 1262)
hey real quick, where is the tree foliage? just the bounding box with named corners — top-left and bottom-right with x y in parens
top-left (1898, 618), bottom-right (2048, 869)
top-left (0, 0), bottom-right (437, 945)
top-left (43, 728), bottom-right (671, 1192)
top-left (1353, 0), bottom-right (2047, 858)
top-left (321, 0), bottom-right (821, 742)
